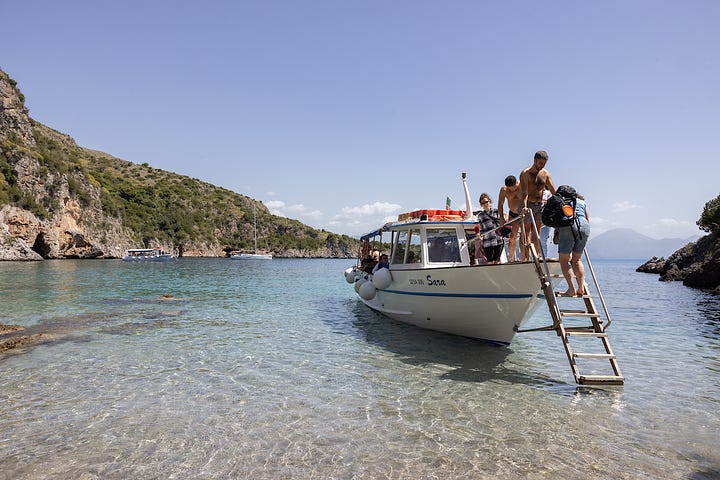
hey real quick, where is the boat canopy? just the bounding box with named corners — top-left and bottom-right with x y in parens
top-left (360, 228), bottom-right (385, 241)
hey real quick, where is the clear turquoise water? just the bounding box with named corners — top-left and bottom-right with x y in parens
top-left (0, 258), bottom-right (718, 479)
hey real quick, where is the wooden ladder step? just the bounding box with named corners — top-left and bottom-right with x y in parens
top-left (554, 292), bottom-right (591, 298)
top-left (560, 310), bottom-right (600, 318)
top-left (564, 325), bottom-right (598, 332)
top-left (578, 374), bottom-right (625, 385)
top-left (573, 352), bottom-right (616, 359)
top-left (566, 331), bottom-right (607, 337)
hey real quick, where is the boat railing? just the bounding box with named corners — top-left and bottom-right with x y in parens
top-left (499, 212), bottom-right (554, 283)
top-left (517, 210), bottom-right (550, 280)
top-left (582, 248), bottom-right (614, 329)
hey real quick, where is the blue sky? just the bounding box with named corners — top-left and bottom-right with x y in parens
top-left (4, 1), bottom-right (718, 239)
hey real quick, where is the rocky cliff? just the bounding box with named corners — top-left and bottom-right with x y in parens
top-left (1, 71), bottom-right (133, 260)
top-left (0, 69), bottom-right (360, 260)
top-left (636, 233), bottom-right (720, 293)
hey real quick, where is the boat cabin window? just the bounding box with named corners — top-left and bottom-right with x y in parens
top-left (406, 228), bottom-right (422, 264)
top-left (391, 231), bottom-right (406, 264)
top-left (427, 228), bottom-right (461, 263)
top-left (391, 228), bottom-right (423, 264)
top-left (464, 228), bottom-right (478, 264)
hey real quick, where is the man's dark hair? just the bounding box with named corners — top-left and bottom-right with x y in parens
top-left (534, 150), bottom-right (548, 161)
top-left (505, 175), bottom-right (517, 187)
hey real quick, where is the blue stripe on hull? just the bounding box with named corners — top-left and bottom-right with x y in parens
top-left (380, 289), bottom-right (533, 299)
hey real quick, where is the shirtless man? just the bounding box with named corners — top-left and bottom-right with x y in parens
top-left (519, 150), bottom-right (556, 258)
top-left (498, 175), bottom-right (523, 261)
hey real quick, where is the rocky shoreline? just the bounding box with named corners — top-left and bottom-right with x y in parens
top-left (637, 233), bottom-right (720, 293)
top-left (0, 250), bottom-right (356, 261)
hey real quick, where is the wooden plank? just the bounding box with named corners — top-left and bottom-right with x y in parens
top-left (573, 352), bottom-right (616, 359)
top-left (566, 331), bottom-right (607, 337)
top-left (564, 325), bottom-right (598, 332)
top-left (560, 311), bottom-right (600, 318)
top-left (579, 374), bottom-right (624, 385)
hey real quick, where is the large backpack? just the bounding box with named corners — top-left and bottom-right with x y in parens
top-left (542, 185), bottom-right (577, 228)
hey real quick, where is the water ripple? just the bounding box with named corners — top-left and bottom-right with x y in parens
top-left (1, 258), bottom-right (719, 478)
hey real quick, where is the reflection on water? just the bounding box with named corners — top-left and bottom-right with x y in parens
top-left (348, 300), bottom-right (561, 387)
top-left (0, 258), bottom-right (719, 479)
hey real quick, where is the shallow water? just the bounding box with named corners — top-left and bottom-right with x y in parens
top-left (1, 258), bottom-right (718, 479)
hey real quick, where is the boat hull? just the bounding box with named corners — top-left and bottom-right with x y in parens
top-left (355, 262), bottom-right (561, 344)
top-left (122, 249), bottom-right (174, 262)
top-left (122, 254), bottom-right (174, 262)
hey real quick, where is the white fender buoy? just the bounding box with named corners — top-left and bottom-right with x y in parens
top-left (359, 281), bottom-right (377, 300)
top-left (354, 277), bottom-right (366, 293)
top-left (372, 268), bottom-right (392, 290)
top-left (344, 268), bottom-right (355, 283)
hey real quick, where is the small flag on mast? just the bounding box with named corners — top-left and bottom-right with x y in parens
top-left (445, 196), bottom-right (452, 210)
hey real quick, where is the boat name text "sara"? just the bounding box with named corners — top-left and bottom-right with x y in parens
top-left (409, 275), bottom-right (447, 287)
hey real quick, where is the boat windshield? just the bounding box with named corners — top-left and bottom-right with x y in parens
top-left (391, 228), bottom-right (423, 264)
top-left (391, 231), bottom-right (406, 264)
top-left (407, 228), bottom-right (422, 264)
top-left (426, 228), bottom-right (461, 263)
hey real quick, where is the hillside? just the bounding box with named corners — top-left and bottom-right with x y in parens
top-left (0, 69), bottom-right (360, 259)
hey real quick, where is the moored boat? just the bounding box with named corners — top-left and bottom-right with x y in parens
top-left (230, 252), bottom-right (273, 260)
top-left (344, 173), bottom-right (563, 344)
top-left (230, 205), bottom-right (272, 260)
top-left (122, 248), bottom-right (174, 262)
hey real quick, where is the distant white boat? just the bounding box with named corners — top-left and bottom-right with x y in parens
top-left (231, 205), bottom-right (272, 260)
top-left (230, 252), bottom-right (273, 260)
top-left (122, 248), bottom-right (174, 262)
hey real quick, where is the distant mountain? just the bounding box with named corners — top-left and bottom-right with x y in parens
top-left (587, 228), bottom-right (699, 260)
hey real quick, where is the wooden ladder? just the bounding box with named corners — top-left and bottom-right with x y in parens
top-left (553, 287), bottom-right (624, 385)
top-left (523, 242), bottom-right (624, 385)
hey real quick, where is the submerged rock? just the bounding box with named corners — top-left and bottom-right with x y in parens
top-left (0, 324), bottom-right (60, 356)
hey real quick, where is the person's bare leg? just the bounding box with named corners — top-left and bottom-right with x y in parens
top-left (508, 223), bottom-right (519, 262)
top-left (520, 223), bottom-right (533, 261)
top-left (532, 220), bottom-right (543, 258)
top-left (571, 252), bottom-right (586, 295)
top-left (558, 252), bottom-right (576, 296)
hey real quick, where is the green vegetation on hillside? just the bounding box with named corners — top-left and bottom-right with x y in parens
top-left (698, 193), bottom-right (720, 235)
top-left (1, 67), bottom-right (360, 257)
top-left (74, 146), bottom-right (356, 252)
top-left (1, 123), bottom-right (359, 255)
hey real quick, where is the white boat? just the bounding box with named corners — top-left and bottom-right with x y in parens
top-left (230, 205), bottom-right (272, 260)
top-left (231, 252), bottom-right (273, 260)
top-left (344, 173), bottom-right (563, 345)
top-left (122, 248), bottom-right (174, 262)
